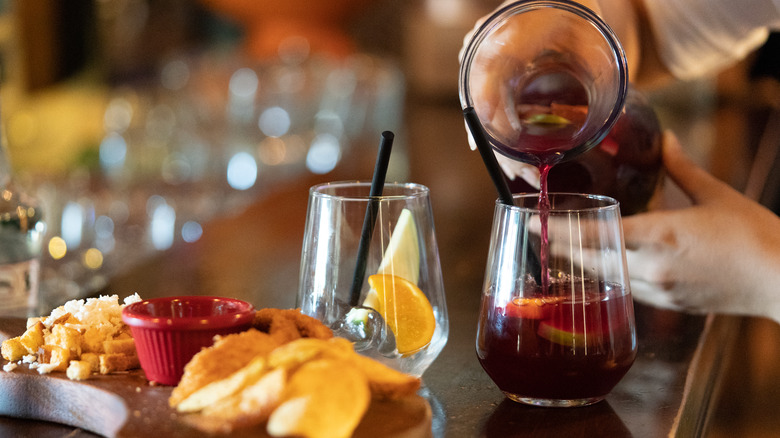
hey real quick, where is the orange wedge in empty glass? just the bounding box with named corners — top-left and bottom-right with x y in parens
top-left (367, 274), bottom-right (435, 355)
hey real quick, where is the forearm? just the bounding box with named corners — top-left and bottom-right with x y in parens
top-left (598, 0), bottom-right (674, 87)
top-left (753, 232), bottom-right (780, 325)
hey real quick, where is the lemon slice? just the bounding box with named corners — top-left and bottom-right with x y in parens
top-left (367, 274), bottom-right (435, 355)
top-left (524, 113), bottom-right (572, 126)
top-left (351, 209), bottom-right (420, 321)
top-left (377, 208), bottom-right (420, 284)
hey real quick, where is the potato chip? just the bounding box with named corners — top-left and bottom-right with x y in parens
top-left (266, 359), bottom-right (370, 438)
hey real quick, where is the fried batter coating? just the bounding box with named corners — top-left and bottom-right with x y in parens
top-left (252, 308), bottom-right (333, 344)
top-left (170, 309), bottom-right (331, 408)
top-left (185, 367), bottom-right (287, 434)
top-left (169, 329), bottom-right (281, 407)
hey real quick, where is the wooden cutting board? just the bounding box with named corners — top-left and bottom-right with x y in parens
top-left (0, 318), bottom-right (432, 438)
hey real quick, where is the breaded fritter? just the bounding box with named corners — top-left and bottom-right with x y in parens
top-left (169, 329), bottom-right (281, 407)
top-left (252, 308), bottom-right (333, 343)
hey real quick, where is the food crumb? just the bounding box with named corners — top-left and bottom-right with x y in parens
top-left (3, 363), bottom-right (17, 372)
top-left (37, 363), bottom-right (58, 374)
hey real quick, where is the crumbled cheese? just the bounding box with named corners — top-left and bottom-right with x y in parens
top-left (3, 362), bottom-right (17, 372)
top-left (36, 363), bottom-right (58, 374)
top-left (124, 293), bottom-right (142, 306)
top-left (42, 294), bottom-right (140, 338)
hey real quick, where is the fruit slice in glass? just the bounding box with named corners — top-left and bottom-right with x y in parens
top-left (297, 182), bottom-right (449, 377)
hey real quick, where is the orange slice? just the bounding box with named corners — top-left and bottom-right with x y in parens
top-left (502, 296), bottom-right (566, 320)
top-left (367, 274), bottom-right (435, 355)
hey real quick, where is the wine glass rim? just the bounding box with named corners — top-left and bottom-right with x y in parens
top-left (500, 192), bottom-right (620, 212)
top-left (309, 180), bottom-right (430, 201)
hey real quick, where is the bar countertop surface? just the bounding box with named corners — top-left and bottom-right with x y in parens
top-left (0, 99), bottom-right (750, 437)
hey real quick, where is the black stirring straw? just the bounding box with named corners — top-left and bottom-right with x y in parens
top-left (349, 131), bottom-right (395, 307)
top-left (463, 107), bottom-right (543, 282)
top-left (463, 107), bottom-right (515, 206)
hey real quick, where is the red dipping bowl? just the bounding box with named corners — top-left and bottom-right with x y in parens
top-left (122, 296), bottom-right (255, 385)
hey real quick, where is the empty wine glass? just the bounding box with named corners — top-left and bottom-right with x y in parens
top-left (297, 181), bottom-right (448, 377)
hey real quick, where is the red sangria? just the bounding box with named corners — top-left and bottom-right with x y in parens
top-left (477, 193), bottom-right (636, 406)
top-left (460, 2), bottom-right (639, 407)
top-left (507, 86), bottom-right (663, 216)
top-left (477, 281), bottom-right (637, 405)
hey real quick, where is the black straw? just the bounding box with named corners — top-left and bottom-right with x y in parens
top-left (463, 107), bottom-right (515, 206)
top-left (349, 131), bottom-right (395, 306)
top-left (464, 107), bottom-right (543, 283)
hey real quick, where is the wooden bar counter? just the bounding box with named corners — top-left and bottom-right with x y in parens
top-left (0, 100), bottom-right (748, 437)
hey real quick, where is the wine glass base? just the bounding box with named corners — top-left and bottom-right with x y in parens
top-left (504, 393), bottom-right (605, 408)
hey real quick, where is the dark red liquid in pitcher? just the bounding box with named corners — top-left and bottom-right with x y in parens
top-left (510, 72), bottom-right (661, 291)
top-left (508, 83), bottom-right (663, 217)
top-left (505, 70), bottom-right (591, 165)
top-left (476, 282), bottom-right (637, 401)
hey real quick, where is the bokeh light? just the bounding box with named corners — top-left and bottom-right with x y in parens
top-left (227, 152), bottom-right (258, 190)
top-left (258, 106), bottom-right (291, 137)
top-left (306, 134), bottom-right (341, 174)
top-left (61, 202), bottom-right (84, 248)
top-left (181, 221), bottom-right (203, 243)
top-left (83, 248), bottom-right (104, 270)
top-left (48, 237), bottom-right (67, 260)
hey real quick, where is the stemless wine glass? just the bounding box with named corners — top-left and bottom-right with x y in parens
top-left (459, 0), bottom-right (628, 166)
top-left (297, 181), bottom-right (448, 377)
top-left (477, 193), bottom-right (637, 407)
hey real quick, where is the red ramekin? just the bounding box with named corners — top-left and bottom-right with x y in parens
top-left (121, 296), bottom-right (255, 385)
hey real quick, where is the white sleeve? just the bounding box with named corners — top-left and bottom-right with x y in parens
top-left (642, 0), bottom-right (780, 80)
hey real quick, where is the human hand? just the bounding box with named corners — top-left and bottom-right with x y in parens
top-left (623, 132), bottom-right (780, 323)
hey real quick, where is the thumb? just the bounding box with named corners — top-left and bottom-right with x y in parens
top-left (661, 131), bottom-right (730, 204)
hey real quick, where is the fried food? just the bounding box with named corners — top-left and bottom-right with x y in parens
top-left (193, 367), bottom-right (287, 434)
top-left (252, 308), bottom-right (334, 344)
top-left (38, 345), bottom-right (70, 372)
top-left (171, 307), bottom-right (333, 408)
top-left (266, 337), bottom-right (420, 400)
top-left (266, 359), bottom-right (370, 438)
top-left (66, 360), bottom-right (93, 380)
top-left (1, 294), bottom-right (143, 380)
top-left (177, 356), bottom-right (269, 413)
top-left (99, 353), bottom-right (139, 374)
top-left (173, 319), bottom-right (423, 438)
top-left (102, 338), bottom-right (136, 355)
top-left (169, 329), bottom-right (281, 407)
top-left (266, 337), bottom-right (354, 371)
top-left (1, 337), bottom-right (26, 362)
top-left (19, 321), bottom-right (45, 354)
top-left (343, 352), bottom-right (422, 400)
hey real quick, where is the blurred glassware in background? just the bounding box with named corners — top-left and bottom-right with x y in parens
top-left (0, 113), bottom-right (46, 317)
top-left (20, 48), bottom-right (405, 313)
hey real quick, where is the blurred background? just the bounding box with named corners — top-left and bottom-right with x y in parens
top-left (0, 1), bottom-right (777, 436)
